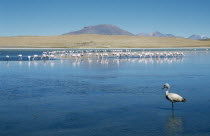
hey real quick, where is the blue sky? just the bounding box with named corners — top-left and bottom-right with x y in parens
top-left (0, 0), bottom-right (210, 37)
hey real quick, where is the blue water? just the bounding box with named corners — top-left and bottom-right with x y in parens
top-left (0, 49), bottom-right (210, 136)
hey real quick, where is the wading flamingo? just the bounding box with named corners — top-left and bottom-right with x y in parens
top-left (162, 83), bottom-right (186, 109)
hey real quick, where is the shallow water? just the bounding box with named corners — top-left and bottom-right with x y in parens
top-left (0, 49), bottom-right (210, 136)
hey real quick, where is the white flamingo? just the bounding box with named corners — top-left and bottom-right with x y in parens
top-left (33, 55), bottom-right (38, 60)
top-left (162, 83), bottom-right (186, 108)
top-left (28, 56), bottom-right (31, 61)
top-left (6, 55), bottom-right (9, 60)
top-left (18, 54), bottom-right (22, 60)
top-left (42, 54), bottom-right (47, 59)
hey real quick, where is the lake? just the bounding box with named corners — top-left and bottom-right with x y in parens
top-left (0, 49), bottom-right (210, 136)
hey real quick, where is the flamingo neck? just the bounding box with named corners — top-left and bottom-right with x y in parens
top-left (165, 88), bottom-right (169, 95)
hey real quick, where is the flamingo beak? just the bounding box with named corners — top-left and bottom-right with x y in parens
top-left (162, 86), bottom-right (165, 89)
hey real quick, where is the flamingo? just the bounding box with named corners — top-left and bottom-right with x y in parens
top-left (42, 54), bottom-right (47, 59)
top-left (162, 83), bottom-right (186, 108)
top-left (33, 55), bottom-right (38, 60)
top-left (6, 55), bottom-right (9, 60)
top-left (18, 54), bottom-right (22, 60)
top-left (28, 56), bottom-right (31, 61)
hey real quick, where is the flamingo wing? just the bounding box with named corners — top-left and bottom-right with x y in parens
top-left (167, 93), bottom-right (185, 102)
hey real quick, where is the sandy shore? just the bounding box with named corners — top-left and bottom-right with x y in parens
top-left (0, 47), bottom-right (210, 50)
top-left (0, 34), bottom-right (210, 48)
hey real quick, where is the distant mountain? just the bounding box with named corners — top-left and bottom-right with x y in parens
top-left (63, 25), bottom-right (209, 39)
top-left (188, 34), bottom-right (209, 40)
top-left (165, 34), bottom-right (176, 37)
top-left (136, 31), bottom-right (182, 38)
top-left (200, 38), bottom-right (210, 41)
top-left (63, 24), bottom-right (134, 36)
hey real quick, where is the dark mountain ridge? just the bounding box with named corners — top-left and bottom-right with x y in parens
top-left (63, 24), bottom-right (209, 39)
top-left (64, 24), bottom-right (134, 36)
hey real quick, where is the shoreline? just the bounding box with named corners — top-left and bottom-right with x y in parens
top-left (0, 47), bottom-right (210, 50)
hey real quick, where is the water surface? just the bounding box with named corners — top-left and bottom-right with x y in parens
top-left (0, 49), bottom-right (210, 136)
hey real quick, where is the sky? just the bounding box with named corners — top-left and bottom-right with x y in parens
top-left (0, 0), bottom-right (210, 37)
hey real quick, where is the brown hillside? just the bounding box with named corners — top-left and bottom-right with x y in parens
top-left (0, 34), bottom-right (210, 48)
